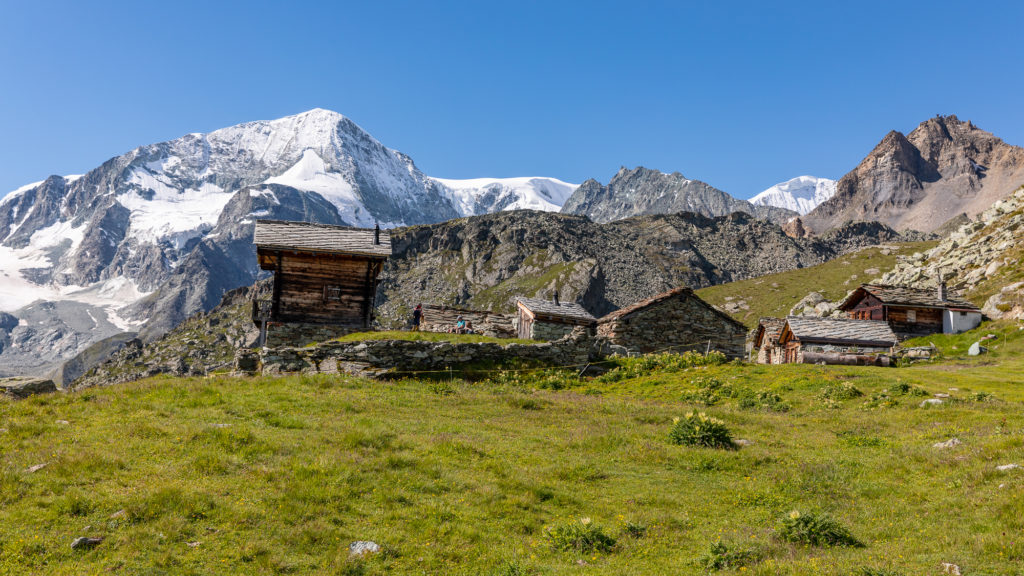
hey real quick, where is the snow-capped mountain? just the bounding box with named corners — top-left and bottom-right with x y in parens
top-left (749, 175), bottom-right (837, 215)
top-left (0, 108), bottom-right (577, 376)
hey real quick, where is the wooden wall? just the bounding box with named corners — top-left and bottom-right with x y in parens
top-left (261, 250), bottom-right (384, 327)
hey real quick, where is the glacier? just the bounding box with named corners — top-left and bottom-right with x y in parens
top-left (750, 175), bottom-right (837, 215)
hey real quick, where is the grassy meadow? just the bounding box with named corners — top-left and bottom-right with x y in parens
top-left (2, 322), bottom-right (1023, 575)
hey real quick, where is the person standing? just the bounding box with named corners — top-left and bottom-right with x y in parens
top-left (412, 304), bottom-right (422, 331)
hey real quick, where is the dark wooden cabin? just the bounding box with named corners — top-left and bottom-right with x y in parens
top-left (515, 296), bottom-right (596, 341)
top-left (778, 316), bottom-right (897, 365)
top-left (253, 220), bottom-right (391, 331)
top-left (837, 283), bottom-right (982, 339)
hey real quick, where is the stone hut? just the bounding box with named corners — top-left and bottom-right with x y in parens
top-left (596, 287), bottom-right (747, 358)
top-left (515, 297), bottom-right (597, 341)
top-left (751, 317), bottom-right (786, 364)
top-left (838, 283), bottom-right (982, 339)
top-left (778, 316), bottom-right (897, 365)
top-left (420, 305), bottom-right (516, 338)
top-left (253, 220), bottom-right (391, 347)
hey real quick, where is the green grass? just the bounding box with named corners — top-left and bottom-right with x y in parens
top-left (2, 321), bottom-right (1024, 574)
top-left (696, 242), bottom-right (938, 323)
top-left (326, 330), bottom-right (535, 345)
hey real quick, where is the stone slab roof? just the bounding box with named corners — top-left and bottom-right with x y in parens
top-left (784, 316), bottom-right (897, 347)
top-left (754, 317), bottom-right (786, 347)
top-left (517, 297), bottom-right (596, 324)
top-left (839, 284), bottom-right (979, 311)
top-left (254, 220), bottom-right (392, 258)
top-left (597, 286), bottom-right (747, 329)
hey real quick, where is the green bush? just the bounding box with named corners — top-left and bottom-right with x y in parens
top-left (819, 382), bottom-right (864, 401)
top-left (888, 382), bottom-right (928, 397)
top-left (777, 510), bottom-right (863, 547)
top-left (697, 540), bottom-right (759, 570)
top-left (544, 517), bottom-right (616, 553)
top-left (856, 568), bottom-right (905, 576)
top-left (738, 390), bottom-right (791, 412)
top-left (597, 351), bottom-right (727, 383)
top-left (668, 412), bottom-right (735, 449)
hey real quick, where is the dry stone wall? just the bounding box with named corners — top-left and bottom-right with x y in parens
top-left (597, 296), bottom-right (746, 358)
top-left (264, 322), bottom-right (361, 348)
top-left (420, 306), bottom-right (515, 338)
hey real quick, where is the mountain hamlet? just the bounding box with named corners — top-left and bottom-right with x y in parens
top-left (0, 108), bottom-right (1023, 388)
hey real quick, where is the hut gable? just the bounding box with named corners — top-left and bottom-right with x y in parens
top-left (596, 286), bottom-right (747, 358)
top-left (253, 220), bottom-right (391, 345)
top-left (838, 283), bottom-right (983, 338)
top-left (515, 297), bottom-right (596, 341)
top-left (752, 317), bottom-right (786, 364)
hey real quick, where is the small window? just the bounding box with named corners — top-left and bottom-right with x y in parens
top-left (323, 285), bottom-right (342, 302)
top-left (906, 310), bottom-right (916, 323)
top-left (960, 311), bottom-right (967, 317)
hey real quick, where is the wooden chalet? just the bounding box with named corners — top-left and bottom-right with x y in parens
top-left (596, 286), bottom-right (747, 358)
top-left (253, 220), bottom-right (391, 342)
top-left (515, 296), bottom-right (596, 341)
top-left (751, 317), bottom-right (786, 364)
top-left (779, 316), bottom-right (897, 365)
top-left (837, 283), bottom-right (982, 339)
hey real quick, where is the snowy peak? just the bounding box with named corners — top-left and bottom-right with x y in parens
top-left (750, 176), bottom-right (837, 215)
top-left (431, 176), bottom-right (578, 216)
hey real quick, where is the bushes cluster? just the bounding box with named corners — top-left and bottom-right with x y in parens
top-left (668, 412), bottom-right (735, 449)
top-left (698, 540), bottom-right (761, 570)
top-left (597, 351), bottom-right (727, 383)
top-left (777, 510), bottom-right (863, 547)
top-left (544, 517), bottom-right (616, 553)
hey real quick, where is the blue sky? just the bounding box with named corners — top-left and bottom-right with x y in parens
top-left (1, 0), bottom-right (1022, 199)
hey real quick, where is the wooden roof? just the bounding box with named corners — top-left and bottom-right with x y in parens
top-left (254, 220), bottom-right (392, 258)
top-left (838, 284), bottom-right (979, 312)
top-left (516, 297), bottom-right (596, 324)
top-left (597, 286), bottom-right (747, 330)
top-left (783, 316), bottom-right (897, 347)
top-left (753, 317), bottom-right (786, 348)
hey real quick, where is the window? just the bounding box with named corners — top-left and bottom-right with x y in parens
top-left (906, 310), bottom-right (916, 323)
top-left (960, 311), bottom-right (967, 317)
top-left (323, 285), bottom-right (342, 302)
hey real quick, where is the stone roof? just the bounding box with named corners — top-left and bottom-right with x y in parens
top-left (784, 316), bottom-right (897, 347)
top-left (753, 317), bottom-right (786, 347)
top-left (839, 284), bottom-right (979, 311)
top-left (517, 297), bottom-right (596, 324)
top-left (254, 220), bottom-right (392, 258)
top-left (597, 286), bottom-right (747, 329)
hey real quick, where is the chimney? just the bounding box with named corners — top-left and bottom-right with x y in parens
top-left (373, 223), bottom-right (380, 245)
top-left (937, 270), bottom-right (947, 302)
top-left (552, 289), bottom-right (560, 307)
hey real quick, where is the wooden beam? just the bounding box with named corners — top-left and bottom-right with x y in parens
top-left (271, 251), bottom-right (283, 320)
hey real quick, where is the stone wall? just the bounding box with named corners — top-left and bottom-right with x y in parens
top-left (249, 328), bottom-right (595, 377)
top-left (530, 320), bottom-right (585, 342)
top-left (264, 322), bottom-right (361, 348)
top-left (597, 294), bottom-right (746, 358)
top-left (420, 305), bottom-right (516, 338)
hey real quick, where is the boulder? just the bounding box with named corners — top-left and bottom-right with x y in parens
top-left (71, 536), bottom-right (103, 550)
top-left (0, 377), bottom-right (58, 399)
top-left (349, 541), bottom-right (381, 558)
top-left (932, 438), bottom-right (961, 449)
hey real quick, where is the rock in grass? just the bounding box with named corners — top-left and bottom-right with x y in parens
top-left (25, 463), bottom-right (48, 473)
top-left (996, 463), bottom-right (1021, 471)
top-left (920, 398), bottom-right (944, 407)
top-left (71, 536), bottom-right (103, 550)
top-left (933, 438), bottom-right (961, 449)
top-left (0, 377), bottom-right (57, 399)
top-left (942, 562), bottom-right (962, 575)
top-left (349, 541), bottom-right (381, 557)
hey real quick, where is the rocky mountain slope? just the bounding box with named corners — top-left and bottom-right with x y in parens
top-left (802, 115), bottom-right (1024, 234)
top-left (878, 185), bottom-right (1024, 320)
top-left (0, 109), bottom-right (576, 376)
top-left (750, 175), bottom-right (837, 215)
top-left (375, 210), bottom-right (922, 328)
top-left (560, 167), bottom-right (797, 224)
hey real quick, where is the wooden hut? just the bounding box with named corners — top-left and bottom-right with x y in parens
top-left (778, 316), bottom-right (897, 365)
top-left (253, 220), bottom-right (391, 346)
top-left (596, 287), bottom-right (747, 358)
top-left (837, 283), bottom-right (982, 339)
top-left (751, 317), bottom-right (786, 364)
top-left (515, 296), bottom-right (596, 341)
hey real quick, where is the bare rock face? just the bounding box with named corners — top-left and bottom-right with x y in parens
top-left (0, 376), bottom-right (58, 398)
top-left (782, 217), bottom-right (810, 238)
top-left (561, 166), bottom-right (796, 225)
top-left (803, 116), bottom-right (1024, 234)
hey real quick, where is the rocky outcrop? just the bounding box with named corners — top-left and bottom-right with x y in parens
top-left (0, 377), bottom-right (58, 398)
top-left (561, 167), bottom-right (796, 224)
top-left (803, 116), bottom-right (1024, 233)
top-left (878, 186), bottom-right (1024, 318)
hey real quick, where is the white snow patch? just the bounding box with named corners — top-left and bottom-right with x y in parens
top-left (750, 175), bottom-right (837, 215)
top-left (264, 149), bottom-right (378, 226)
top-left (431, 176), bottom-right (579, 216)
top-left (120, 169), bottom-right (232, 247)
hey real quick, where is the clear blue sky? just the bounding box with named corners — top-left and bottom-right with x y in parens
top-left (2, 0), bottom-right (1023, 199)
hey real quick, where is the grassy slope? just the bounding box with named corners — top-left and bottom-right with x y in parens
top-left (2, 322), bottom-right (1024, 575)
top-left (696, 242), bottom-right (938, 324)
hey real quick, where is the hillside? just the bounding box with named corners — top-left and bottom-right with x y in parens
top-left (695, 241), bottom-right (939, 324)
top-left (2, 322), bottom-right (1023, 574)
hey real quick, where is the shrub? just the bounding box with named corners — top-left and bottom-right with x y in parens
top-left (738, 390), bottom-right (791, 412)
top-left (856, 568), bottom-right (905, 576)
top-left (622, 521), bottom-right (647, 539)
top-left (544, 517), bottom-right (616, 553)
top-left (668, 412), bottom-right (735, 449)
top-left (777, 510), bottom-right (863, 547)
top-left (819, 382), bottom-right (863, 401)
top-left (971, 391), bottom-right (995, 402)
top-left (698, 540), bottom-right (759, 570)
top-left (888, 382), bottom-right (928, 397)
top-left (597, 351), bottom-right (727, 383)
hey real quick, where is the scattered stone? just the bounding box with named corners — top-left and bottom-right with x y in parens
top-left (933, 393), bottom-right (951, 399)
top-left (996, 464), bottom-right (1021, 471)
top-left (734, 438), bottom-right (755, 447)
top-left (349, 541), bottom-right (381, 558)
top-left (968, 342), bottom-right (987, 356)
top-left (25, 463), bottom-right (48, 473)
top-left (941, 562), bottom-right (962, 575)
top-left (920, 398), bottom-right (944, 407)
top-left (948, 387), bottom-right (959, 391)
top-left (933, 438), bottom-right (961, 449)
top-left (186, 541), bottom-right (202, 548)
top-left (71, 536), bottom-right (103, 550)
top-left (0, 377), bottom-right (58, 399)
top-left (212, 423), bottom-right (232, 428)
top-left (55, 419), bottom-right (70, 426)
top-left (109, 509), bottom-right (127, 519)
